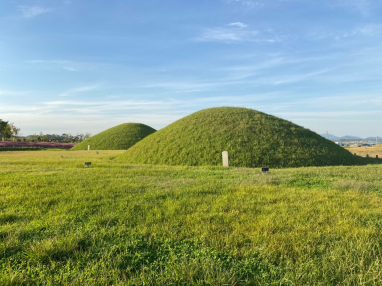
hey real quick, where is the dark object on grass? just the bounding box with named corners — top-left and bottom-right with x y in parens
top-left (85, 162), bottom-right (91, 167)
top-left (96, 151), bottom-right (99, 154)
top-left (377, 155), bottom-right (379, 159)
top-left (261, 167), bottom-right (269, 174)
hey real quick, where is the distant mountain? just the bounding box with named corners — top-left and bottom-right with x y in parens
top-left (320, 134), bottom-right (340, 140)
top-left (320, 134), bottom-right (379, 141)
top-left (341, 135), bottom-right (362, 140)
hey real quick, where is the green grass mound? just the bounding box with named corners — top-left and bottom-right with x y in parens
top-left (72, 123), bottom-right (156, 150)
top-left (117, 107), bottom-right (364, 168)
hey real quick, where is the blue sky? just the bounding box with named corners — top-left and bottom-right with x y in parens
top-left (1, 0), bottom-right (381, 137)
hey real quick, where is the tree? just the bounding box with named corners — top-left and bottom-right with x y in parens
top-left (0, 120), bottom-right (8, 135)
top-left (1, 122), bottom-right (19, 140)
top-left (3, 125), bottom-right (12, 139)
top-left (73, 132), bottom-right (91, 143)
top-left (62, 133), bottom-right (74, 143)
top-left (9, 123), bottom-right (20, 138)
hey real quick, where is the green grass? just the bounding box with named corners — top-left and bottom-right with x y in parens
top-left (0, 147), bottom-right (45, 151)
top-left (1, 151), bottom-right (382, 284)
top-left (72, 123), bottom-right (156, 150)
top-left (0, 147), bottom-right (70, 152)
top-left (117, 107), bottom-right (372, 168)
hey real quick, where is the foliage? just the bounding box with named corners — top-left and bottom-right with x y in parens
top-left (0, 120), bottom-right (9, 134)
top-left (117, 107), bottom-right (368, 168)
top-left (71, 123), bottom-right (156, 150)
top-left (1, 122), bottom-right (19, 139)
top-left (1, 151), bottom-right (382, 284)
top-left (27, 132), bottom-right (91, 143)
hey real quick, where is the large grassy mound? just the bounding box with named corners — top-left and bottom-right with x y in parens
top-left (117, 107), bottom-right (363, 167)
top-left (72, 123), bottom-right (156, 150)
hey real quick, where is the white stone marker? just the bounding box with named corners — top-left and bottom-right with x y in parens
top-left (222, 151), bottom-right (229, 167)
top-left (88, 145), bottom-right (91, 151)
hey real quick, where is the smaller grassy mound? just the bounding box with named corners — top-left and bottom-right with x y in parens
top-left (72, 123), bottom-right (156, 150)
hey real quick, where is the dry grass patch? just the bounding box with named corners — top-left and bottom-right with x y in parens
top-left (346, 146), bottom-right (382, 158)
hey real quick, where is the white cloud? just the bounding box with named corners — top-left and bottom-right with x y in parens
top-left (271, 69), bottom-right (332, 85)
top-left (25, 60), bottom-right (80, 72)
top-left (59, 85), bottom-right (100, 97)
top-left (195, 27), bottom-right (253, 42)
top-left (17, 6), bottom-right (52, 18)
top-left (63, 66), bottom-right (79, 72)
top-left (194, 28), bottom-right (285, 43)
top-left (140, 78), bottom-right (250, 93)
top-left (225, 0), bottom-right (264, 8)
top-left (26, 60), bottom-right (69, 64)
top-left (352, 24), bottom-right (382, 36)
top-left (306, 23), bottom-right (382, 42)
top-left (228, 22), bottom-right (248, 28)
top-left (333, 0), bottom-right (372, 17)
top-left (0, 90), bottom-right (29, 96)
top-left (3, 91), bottom-right (381, 136)
top-left (194, 24), bottom-right (286, 43)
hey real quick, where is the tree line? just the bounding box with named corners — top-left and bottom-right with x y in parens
top-left (0, 119), bottom-right (91, 143)
top-left (27, 132), bottom-right (91, 143)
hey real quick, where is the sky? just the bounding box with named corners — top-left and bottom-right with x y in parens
top-left (1, 0), bottom-right (382, 137)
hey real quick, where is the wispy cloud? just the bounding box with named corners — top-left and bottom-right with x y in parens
top-left (26, 60), bottom-right (69, 64)
top-left (333, 0), bottom-right (372, 17)
top-left (271, 69), bottom-right (332, 85)
top-left (63, 66), bottom-right (79, 72)
top-left (59, 85), bottom-right (100, 97)
top-left (348, 24), bottom-right (382, 36)
top-left (3, 90), bottom-right (380, 136)
top-left (25, 60), bottom-right (81, 72)
top-left (0, 90), bottom-right (29, 96)
top-left (17, 6), bottom-right (52, 18)
top-left (194, 27), bottom-right (256, 43)
top-left (194, 24), bottom-right (284, 43)
top-left (140, 79), bottom-right (250, 93)
top-left (41, 95), bottom-right (274, 117)
top-left (224, 0), bottom-right (264, 8)
top-left (306, 23), bottom-right (382, 42)
top-left (228, 22), bottom-right (248, 28)
top-left (0, 104), bottom-right (52, 114)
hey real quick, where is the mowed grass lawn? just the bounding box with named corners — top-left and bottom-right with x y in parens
top-left (1, 150), bottom-right (382, 285)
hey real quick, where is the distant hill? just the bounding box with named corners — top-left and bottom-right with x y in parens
top-left (320, 134), bottom-right (340, 140)
top-left (365, 136), bottom-right (382, 141)
top-left (341, 135), bottom-right (363, 140)
top-left (321, 134), bottom-right (370, 141)
top-left (117, 107), bottom-right (363, 168)
top-left (72, 123), bottom-right (156, 150)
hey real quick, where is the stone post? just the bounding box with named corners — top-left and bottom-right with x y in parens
top-left (222, 151), bottom-right (229, 167)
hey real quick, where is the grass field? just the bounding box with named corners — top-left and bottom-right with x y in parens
top-left (346, 146), bottom-right (382, 158)
top-left (1, 150), bottom-right (382, 285)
